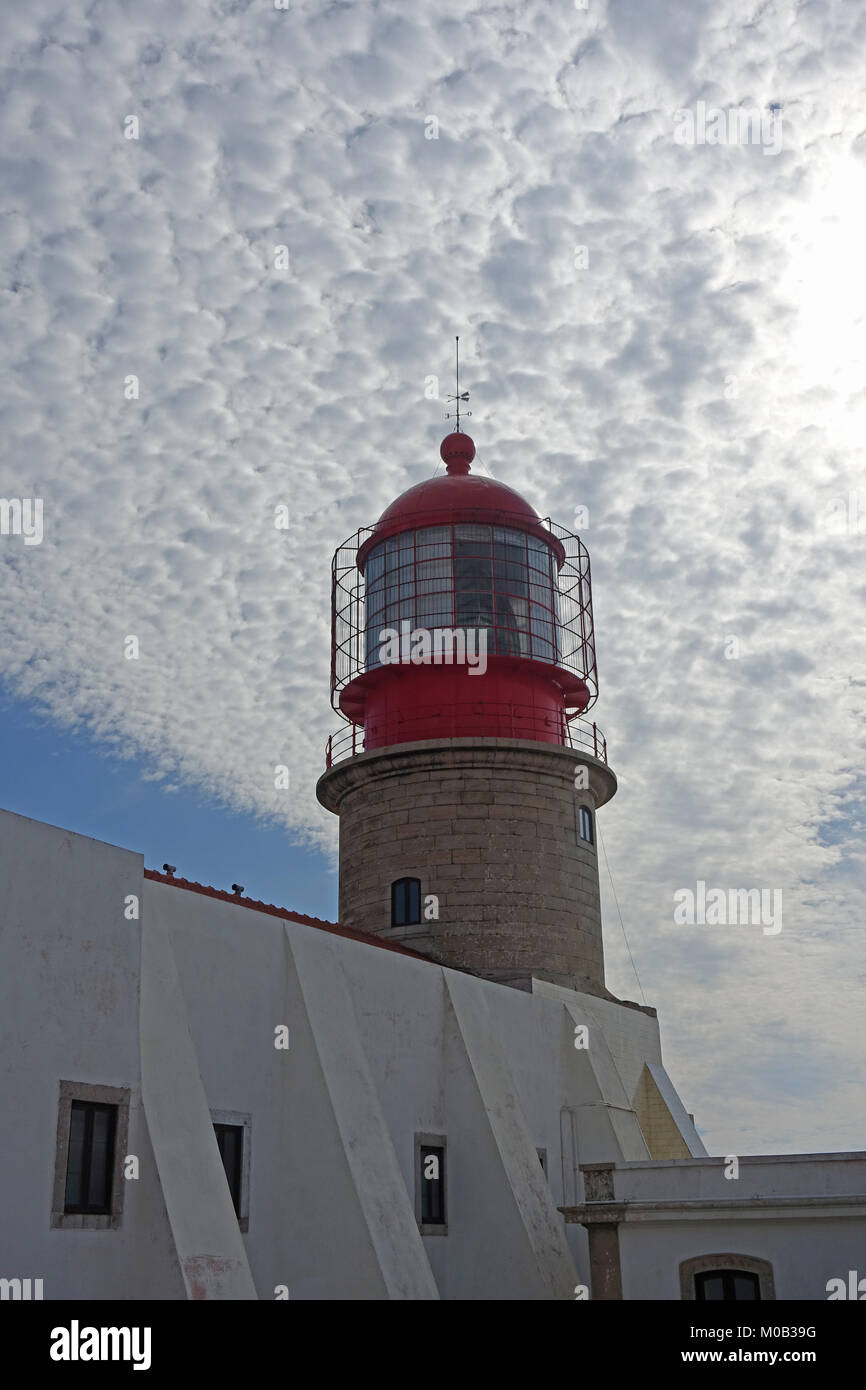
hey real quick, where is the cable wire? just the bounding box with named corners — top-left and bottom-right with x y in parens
top-left (598, 820), bottom-right (647, 1005)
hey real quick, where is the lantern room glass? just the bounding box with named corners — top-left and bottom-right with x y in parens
top-left (363, 524), bottom-right (559, 669)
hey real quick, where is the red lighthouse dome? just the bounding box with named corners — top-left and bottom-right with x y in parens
top-left (356, 433), bottom-right (563, 567)
top-left (329, 432), bottom-right (600, 758)
top-left (361, 433), bottom-right (552, 556)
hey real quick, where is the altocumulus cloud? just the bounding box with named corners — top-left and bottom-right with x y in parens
top-left (1, 0), bottom-right (865, 1153)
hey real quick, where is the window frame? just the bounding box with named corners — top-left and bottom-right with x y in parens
top-left (364, 522), bottom-right (561, 670)
top-left (392, 876), bottom-right (422, 928)
top-left (52, 1081), bottom-right (130, 1230)
top-left (414, 1132), bottom-right (447, 1236)
top-left (211, 1109), bottom-right (252, 1232)
top-left (680, 1253), bottom-right (775, 1301)
top-left (63, 1100), bottom-right (118, 1216)
top-left (578, 804), bottom-right (595, 845)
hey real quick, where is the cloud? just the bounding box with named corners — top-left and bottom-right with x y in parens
top-left (1, 0), bottom-right (865, 1151)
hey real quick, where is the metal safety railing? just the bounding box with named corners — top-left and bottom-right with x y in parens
top-left (324, 705), bottom-right (607, 769)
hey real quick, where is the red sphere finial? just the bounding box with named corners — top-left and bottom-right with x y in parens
top-left (440, 431), bottom-right (475, 475)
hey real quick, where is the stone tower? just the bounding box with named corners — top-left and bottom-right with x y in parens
top-left (317, 429), bottom-right (616, 995)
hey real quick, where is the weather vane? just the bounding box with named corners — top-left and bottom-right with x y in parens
top-left (445, 335), bottom-right (471, 432)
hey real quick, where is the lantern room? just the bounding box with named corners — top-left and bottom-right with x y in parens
top-left (328, 431), bottom-right (603, 758)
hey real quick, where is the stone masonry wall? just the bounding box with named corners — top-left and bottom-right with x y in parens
top-left (317, 738), bottom-right (617, 995)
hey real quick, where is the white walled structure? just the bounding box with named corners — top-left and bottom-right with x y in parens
top-left (1, 804), bottom-right (864, 1301)
top-left (571, 1154), bottom-right (866, 1301)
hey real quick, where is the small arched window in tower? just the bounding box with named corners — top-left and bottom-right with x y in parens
top-left (392, 877), bottom-right (422, 928)
top-left (578, 805), bottom-right (594, 845)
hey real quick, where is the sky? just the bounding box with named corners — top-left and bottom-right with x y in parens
top-left (1, 0), bottom-right (865, 1157)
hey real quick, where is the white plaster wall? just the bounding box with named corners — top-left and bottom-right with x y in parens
top-left (615, 1154), bottom-right (866, 1203)
top-left (159, 886), bottom-right (687, 1299)
top-left (0, 809), bottom-right (183, 1299)
top-left (161, 886), bottom-right (594, 1299)
top-left (616, 1155), bottom-right (866, 1299)
top-left (533, 978), bottom-right (664, 1100)
top-left (620, 1216), bottom-right (866, 1300)
top-left (157, 885), bottom-right (395, 1299)
top-left (6, 807), bottom-right (860, 1302)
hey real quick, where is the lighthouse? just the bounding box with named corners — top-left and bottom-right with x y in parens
top-left (317, 426), bottom-right (617, 995)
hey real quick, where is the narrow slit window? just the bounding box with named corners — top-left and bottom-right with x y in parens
top-left (214, 1122), bottom-right (244, 1218)
top-left (420, 1145), bottom-right (446, 1227)
top-left (578, 805), bottom-right (594, 844)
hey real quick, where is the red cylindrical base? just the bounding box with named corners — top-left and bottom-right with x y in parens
top-left (339, 658), bottom-right (589, 750)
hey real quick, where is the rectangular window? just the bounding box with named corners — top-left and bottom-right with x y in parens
top-left (53, 1082), bottom-right (130, 1229)
top-left (210, 1110), bottom-right (251, 1229)
top-left (419, 1145), bottom-right (447, 1234)
top-left (64, 1101), bottom-right (118, 1215)
top-left (214, 1123), bottom-right (244, 1217)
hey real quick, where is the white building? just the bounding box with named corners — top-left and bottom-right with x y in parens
top-left (1, 804), bottom-right (864, 1301)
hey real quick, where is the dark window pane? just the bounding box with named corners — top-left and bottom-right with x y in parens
top-left (696, 1273), bottom-right (726, 1300)
top-left (494, 560), bottom-right (526, 583)
top-left (455, 555), bottom-right (493, 588)
top-left (420, 1145), bottom-right (445, 1225)
top-left (64, 1101), bottom-right (117, 1215)
top-left (408, 879), bottom-right (421, 923)
top-left (64, 1104), bottom-right (87, 1210)
top-left (494, 541), bottom-right (525, 562)
top-left (695, 1270), bottom-right (761, 1301)
top-left (497, 576), bottom-right (528, 597)
top-left (86, 1108), bottom-right (114, 1209)
top-left (495, 626), bottom-right (529, 656)
top-left (392, 878), bottom-right (421, 927)
top-left (214, 1124), bottom-right (243, 1217)
top-left (731, 1273), bottom-right (760, 1300)
top-left (455, 593), bottom-right (495, 627)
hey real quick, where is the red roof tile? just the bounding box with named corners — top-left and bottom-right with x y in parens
top-left (143, 868), bottom-right (427, 961)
